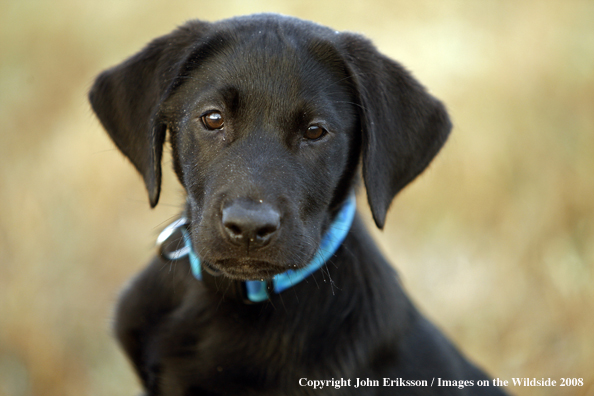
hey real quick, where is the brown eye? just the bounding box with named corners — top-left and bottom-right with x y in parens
top-left (201, 111), bottom-right (224, 130)
top-left (304, 125), bottom-right (326, 141)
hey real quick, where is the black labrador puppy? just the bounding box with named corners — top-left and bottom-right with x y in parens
top-left (90, 14), bottom-right (507, 396)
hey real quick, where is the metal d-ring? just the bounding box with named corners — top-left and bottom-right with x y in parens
top-left (156, 217), bottom-right (191, 260)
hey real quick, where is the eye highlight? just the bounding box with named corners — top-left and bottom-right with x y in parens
top-left (304, 125), bottom-right (327, 141)
top-left (201, 111), bottom-right (224, 130)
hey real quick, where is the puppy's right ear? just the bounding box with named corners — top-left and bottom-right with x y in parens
top-left (89, 22), bottom-right (209, 207)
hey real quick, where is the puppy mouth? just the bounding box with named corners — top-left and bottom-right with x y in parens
top-left (204, 258), bottom-right (288, 281)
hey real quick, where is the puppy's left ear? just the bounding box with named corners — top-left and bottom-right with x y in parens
top-left (339, 34), bottom-right (452, 229)
top-left (89, 22), bottom-right (210, 207)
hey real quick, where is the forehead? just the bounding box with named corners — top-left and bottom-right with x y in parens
top-left (169, 22), bottom-right (352, 118)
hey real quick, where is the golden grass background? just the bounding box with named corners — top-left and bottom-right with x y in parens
top-left (1, 1), bottom-right (593, 395)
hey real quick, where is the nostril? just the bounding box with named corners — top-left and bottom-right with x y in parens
top-left (225, 223), bottom-right (242, 237)
top-left (257, 225), bottom-right (277, 239)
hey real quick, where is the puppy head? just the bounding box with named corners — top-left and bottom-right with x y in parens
top-left (90, 14), bottom-right (450, 279)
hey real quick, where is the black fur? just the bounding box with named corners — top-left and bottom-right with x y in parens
top-left (90, 14), bottom-right (507, 396)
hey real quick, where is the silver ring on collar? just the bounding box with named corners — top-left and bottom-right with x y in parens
top-left (156, 217), bottom-right (190, 260)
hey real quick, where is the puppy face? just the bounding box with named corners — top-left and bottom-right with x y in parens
top-left (89, 14), bottom-right (451, 281)
top-left (162, 28), bottom-right (359, 279)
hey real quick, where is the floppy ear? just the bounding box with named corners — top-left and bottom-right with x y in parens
top-left (89, 22), bottom-right (210, 207)
top-left (339, 34), bottom-right (451, 229)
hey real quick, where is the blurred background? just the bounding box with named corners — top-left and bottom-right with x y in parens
top-left (1, 1), bottom-right (593, 395)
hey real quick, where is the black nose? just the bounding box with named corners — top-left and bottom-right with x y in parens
top-left (221, 200), bottom-right (281, 248)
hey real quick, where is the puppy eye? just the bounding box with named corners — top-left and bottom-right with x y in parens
top-left (201, 111), bottom-right (224, 130)
top-left (304, 125), bottom-right (326, 141)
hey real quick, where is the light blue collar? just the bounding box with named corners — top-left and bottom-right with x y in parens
top-left (157, 194), bottom-right (356, 303)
